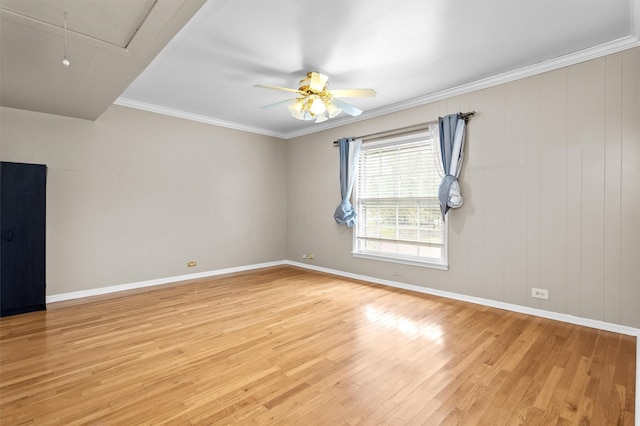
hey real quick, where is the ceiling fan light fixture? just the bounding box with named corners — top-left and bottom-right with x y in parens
top-left (287, 100), bottom-right (303, 115)
top-left (309, 96), bottom-right (326, 115)
top-left (256, 71), bottom-right (376, 123)
top-left (315, 113), bottom-right (328, 123)
top-left (292, 110), bottom-right (314, 121)
top-left (327, 102), bottom-right (342, 118)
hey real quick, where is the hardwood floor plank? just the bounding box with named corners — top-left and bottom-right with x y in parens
top-left (534, 365), bottom-right (565, 410)
top-left (0, 266), bottom-right (635, 424)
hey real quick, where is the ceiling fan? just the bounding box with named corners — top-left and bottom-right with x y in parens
top-left (255, 71), bottom-right (376, 123)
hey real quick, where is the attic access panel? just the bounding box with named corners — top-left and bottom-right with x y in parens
top-left (0, 0), bottom-right (205, 121)
top-left (0, 0), bottom-right (155, 48)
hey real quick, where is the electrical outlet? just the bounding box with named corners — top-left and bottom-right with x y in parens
top-left (531, 288), bottom-right (549, 300)
top-left (187, 260), bottom-right (197, 267)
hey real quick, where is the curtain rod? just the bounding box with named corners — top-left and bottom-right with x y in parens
top-left (332, 111), bottom-right (475, 145)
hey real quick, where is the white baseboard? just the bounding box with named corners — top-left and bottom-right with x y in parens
top-left (49, 259), bottom-right (640, 335)
top-left (46, 260), bottom-right (286, 303)
top-left (285, 260), bottom-right (640, 337)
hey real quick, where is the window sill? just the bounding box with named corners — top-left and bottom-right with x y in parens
top-left (352, 252), bottom-right (448, 271)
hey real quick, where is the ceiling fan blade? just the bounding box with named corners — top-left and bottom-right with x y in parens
top-left (309, 72), bottom-right (329, 92)
top-left (260, 98), bottom-right (296, 109)
top-left (331, 99), bottom-right (362, 117)
top-left (329, 88), bottom-right (377, 98)
top-left (254, 84), bottom-right (304, 95)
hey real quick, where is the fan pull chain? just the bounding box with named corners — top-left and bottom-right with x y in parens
top-left (62, 11), bottom-right (70, 68)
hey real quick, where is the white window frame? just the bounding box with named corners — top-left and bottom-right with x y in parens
top-left (352, 129), bottom-right (448, 270)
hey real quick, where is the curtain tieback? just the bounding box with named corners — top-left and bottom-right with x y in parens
top-left (438, 175), bottom-right (463, 219)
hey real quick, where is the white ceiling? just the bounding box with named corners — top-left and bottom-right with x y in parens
top-left (2, 0), bottom-right (639, 139)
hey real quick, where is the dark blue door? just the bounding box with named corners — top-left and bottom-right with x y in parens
top-left (1, 162), bottom-right (47, 316)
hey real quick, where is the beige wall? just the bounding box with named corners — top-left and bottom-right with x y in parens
top-left (287, 48), bottom-right (640, 328)
top-left (1, 105), bottom-right (288, 295)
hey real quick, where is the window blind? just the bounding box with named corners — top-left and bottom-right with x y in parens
top-left (354, 131), bottom-right (445, 264)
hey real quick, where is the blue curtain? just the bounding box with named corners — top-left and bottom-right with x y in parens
top-left (438, 114), bottom-right (466, 218)
top-left (334, 137), bottom-right (361, 228)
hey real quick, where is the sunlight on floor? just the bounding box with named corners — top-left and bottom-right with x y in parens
top-left (364, 304), bottom-right (443, 343)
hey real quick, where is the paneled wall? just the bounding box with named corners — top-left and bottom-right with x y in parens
top-left (287, 47), bottom-right (640, 327)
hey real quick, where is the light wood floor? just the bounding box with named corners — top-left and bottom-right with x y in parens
top-left (0, 266), bottom-right (636, 425)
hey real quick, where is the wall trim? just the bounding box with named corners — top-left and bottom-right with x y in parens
top-left (112, 98), bottom-right (289, 139)
top-left (48, 259), bottom-right (640, 335)
top-left (45, 260), bottom-right (286, 303)
top-left (285, 260), bottom-right (640, 336)
top-left (286, 37), bottom-right (640, 140)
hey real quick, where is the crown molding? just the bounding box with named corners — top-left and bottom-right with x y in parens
top-left (113, 98), bottom-right (289, 139)
top-left (116, 36), bottom-right (640, 140)
top-left (285, 36), bottom-right (640, 139)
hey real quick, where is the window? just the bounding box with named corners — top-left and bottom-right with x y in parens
top-left (353, 125), bottom-right (447, 269)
